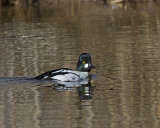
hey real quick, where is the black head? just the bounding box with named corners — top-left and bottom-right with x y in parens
top-left (76, 53), bottom-right (96, 72)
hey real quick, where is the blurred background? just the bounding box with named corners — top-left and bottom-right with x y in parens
top-left (0, 0), bottom-right (160, 128)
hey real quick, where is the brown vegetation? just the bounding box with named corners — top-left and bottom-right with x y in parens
top-left (0, 0), bottom-right (160, 6)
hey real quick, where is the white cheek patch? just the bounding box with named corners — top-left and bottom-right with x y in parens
top-left (85, 63), bottom-right (89, 68)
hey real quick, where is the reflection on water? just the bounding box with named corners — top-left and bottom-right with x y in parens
top-left (77, 82), bottom-right (94, 101)
top-left (0, 1), bottom-right (160, 128)
top-left (52, 77), bottom-right (95, 100)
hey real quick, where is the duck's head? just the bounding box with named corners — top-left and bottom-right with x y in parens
top-left (76, 53), bottom-right (96, 72)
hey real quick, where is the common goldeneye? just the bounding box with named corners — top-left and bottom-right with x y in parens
top-left (35, 53), bottom-right (95, 82)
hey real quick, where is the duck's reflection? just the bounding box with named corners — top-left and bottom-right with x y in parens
top-left (52, 78), bottom-right (95, 100)
top-left (77, 81), bottom-right (94, 100)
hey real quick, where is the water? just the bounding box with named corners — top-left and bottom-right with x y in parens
top-left (0, 2), bottom-right (160, 128)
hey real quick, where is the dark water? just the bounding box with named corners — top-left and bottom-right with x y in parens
top-left (0, 2), bottom-right (160, 128)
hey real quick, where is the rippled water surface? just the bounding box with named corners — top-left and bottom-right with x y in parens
top-left (0, 2), bottom-right (160, 128)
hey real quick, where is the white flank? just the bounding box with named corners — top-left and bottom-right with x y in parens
top-left (51, 70), bottom-right (88, 82)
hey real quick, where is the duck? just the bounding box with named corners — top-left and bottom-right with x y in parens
top-left (35, 53), bottom-right (95, 82)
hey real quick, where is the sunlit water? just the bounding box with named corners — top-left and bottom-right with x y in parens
top-left (0, 2), bottom-right (160, 128)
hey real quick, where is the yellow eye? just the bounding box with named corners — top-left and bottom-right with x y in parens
top-left (83, 61), bottom-right (85, 64)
